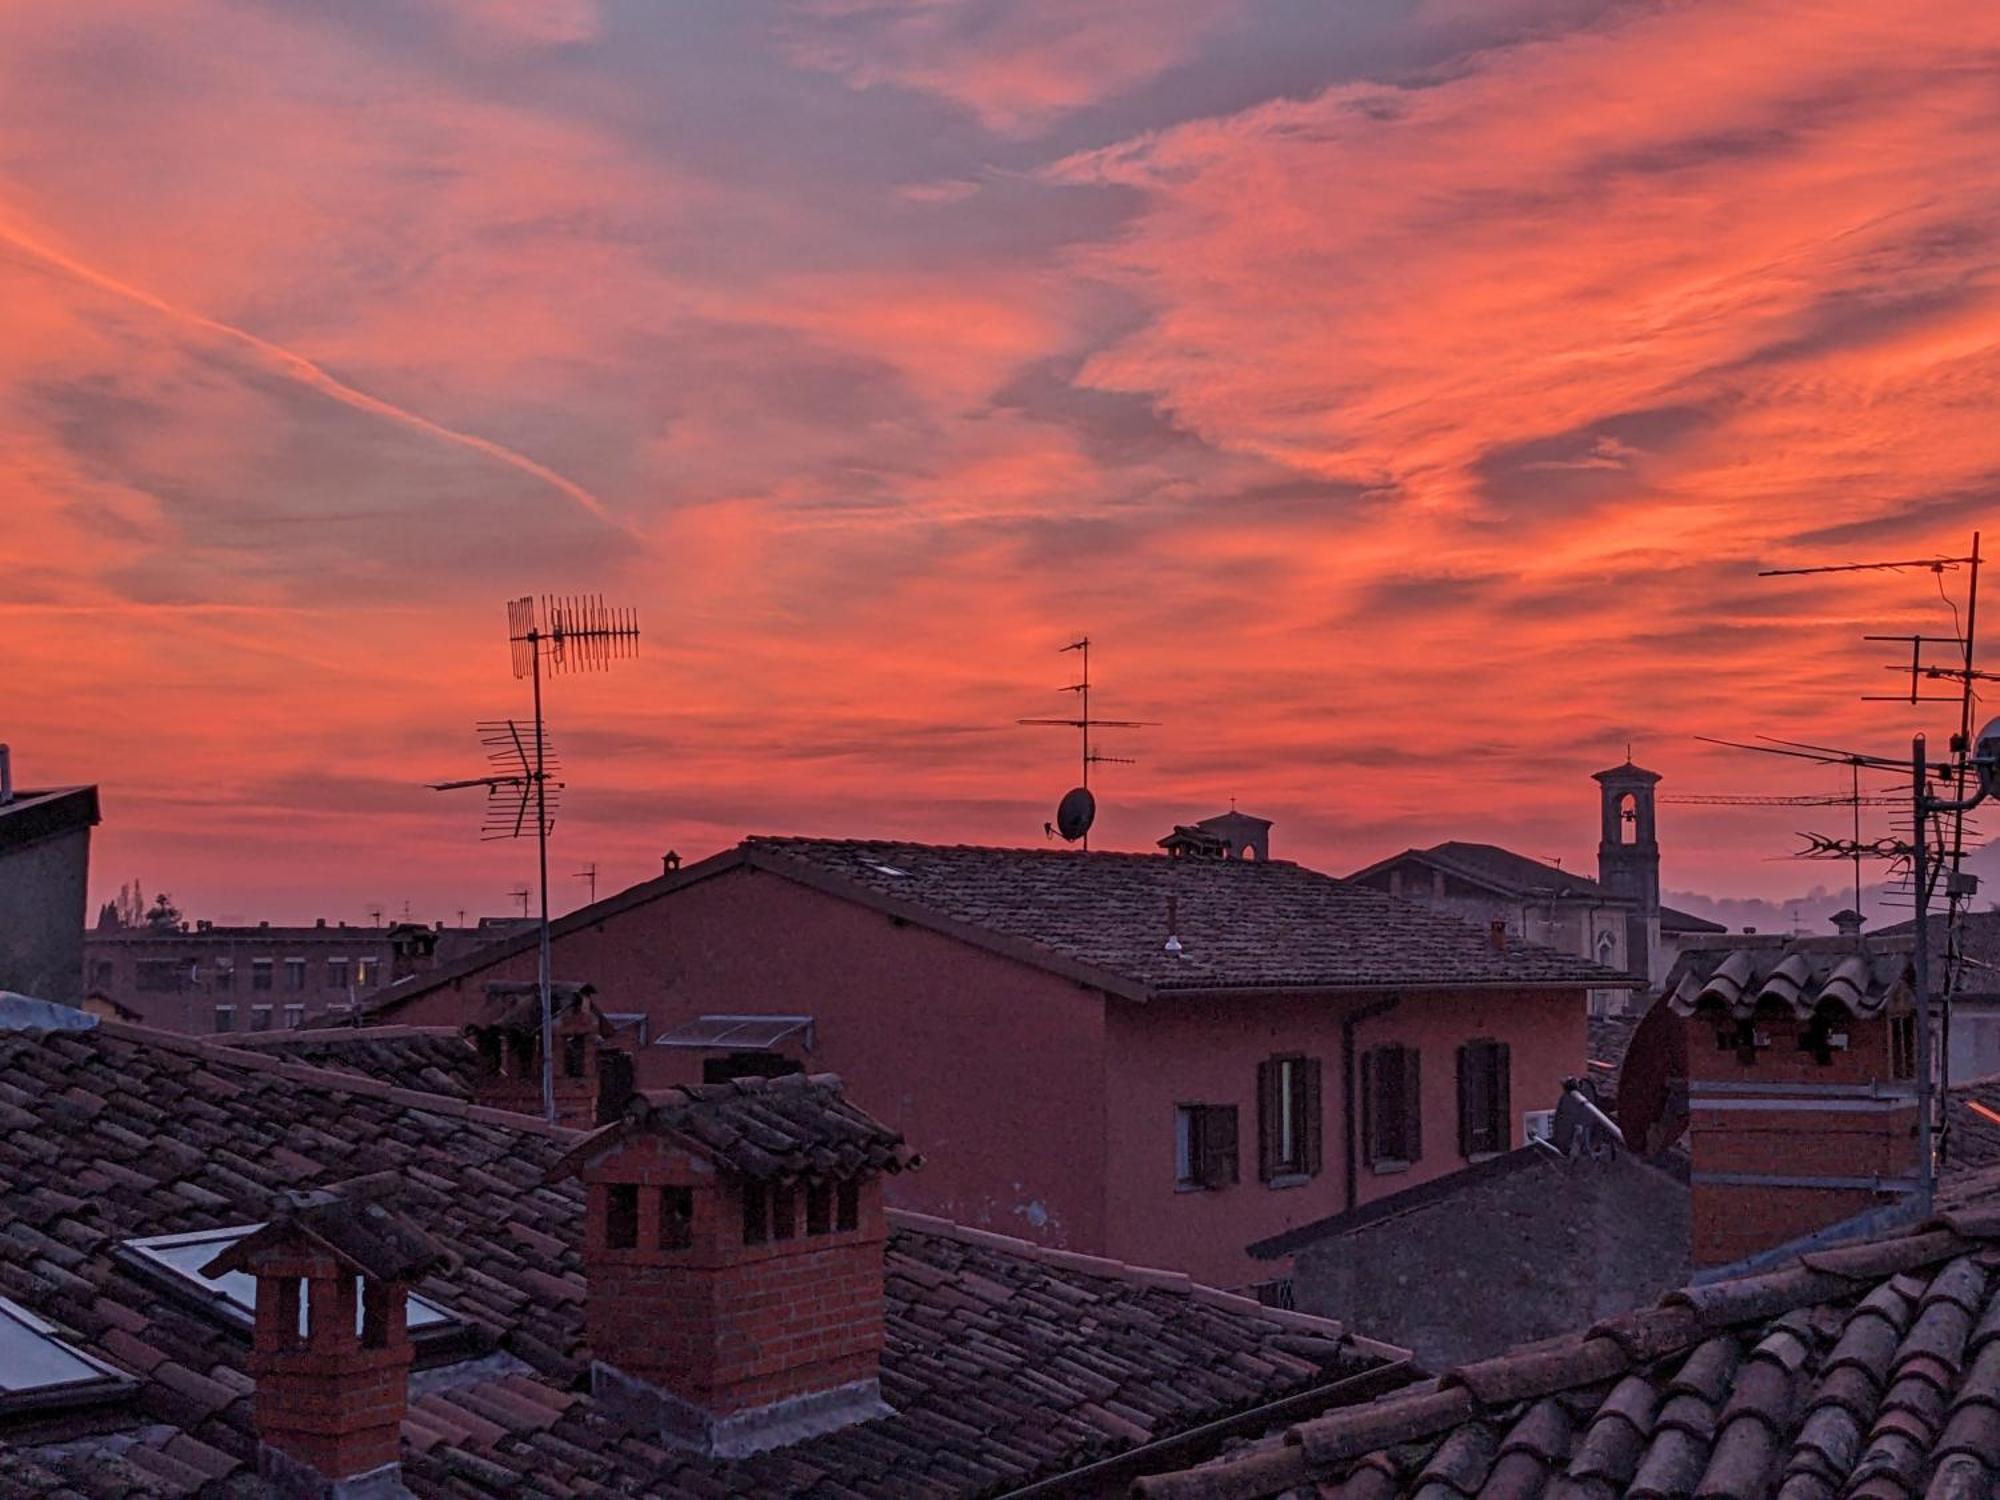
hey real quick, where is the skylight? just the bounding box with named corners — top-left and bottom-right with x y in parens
top-left (0, 1296), bottom-right (127, 1405)
top-left (868, 862), bottom-right (912, 878)
top-left (123, 1226), bottom-right (451, 1334)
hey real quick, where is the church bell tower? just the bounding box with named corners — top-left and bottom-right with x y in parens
top-left (1594, 758), bottom-right (1662, 985)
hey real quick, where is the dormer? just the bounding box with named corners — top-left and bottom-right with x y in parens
top-left (463, 980), bottom-right (626, 1127)
top-left (546, 1073), bottom-right (920, 1457)
top-left (200, 1177), bottom-right (446, 1498)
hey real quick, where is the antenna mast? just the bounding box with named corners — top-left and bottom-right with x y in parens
top-left (1017, 637), bottom-right (1157, 850)
top-left (431, 594), bottom-right (639, 1122)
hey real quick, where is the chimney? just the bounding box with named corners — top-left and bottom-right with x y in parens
top-left (200, 1179), bottom-right (443, 1497)
top-left (0, 743), bottom-right (11, 805)
top-left (1489, 919), bottom-right (1507, 953)
top-left (1831, 909), bottom-right (1865, 938)
top-left (546, 1075), bottom-right (919, 1457)
top-left (465, 981), bottom-right (608, 1128)
top-left (663, 850), bottom-right (682, 874)
top-left (1672, 942), bottom-right (1916, 1267)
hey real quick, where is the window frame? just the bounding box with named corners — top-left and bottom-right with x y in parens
top-left (1174, 1102), bottom-right (1240, 1191)
top-left (212, 1004), bottom-right (236, 1034)
top-left (1256, 1054), bottom-right (1321, 1183)
top-left (1456, 1038), bottom-right (1512, 1160)
top-left (1360, 1044), bottom-right (1422, 1172)
top-left (0, 1294), bottom-right (132, 1416)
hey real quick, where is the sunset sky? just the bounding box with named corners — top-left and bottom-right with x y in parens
top-left (3, 1), bottom-right (1993, 926)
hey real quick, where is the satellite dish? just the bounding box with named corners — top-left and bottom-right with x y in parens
top-left (1055, 787), bottom-right (1096, 843)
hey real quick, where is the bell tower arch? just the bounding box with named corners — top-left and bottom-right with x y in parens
top-left (1594, 756), bottom-right (1663, 984)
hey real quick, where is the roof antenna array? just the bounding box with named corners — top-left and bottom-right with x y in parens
top-left (1017, 637), bottom-right (1157, 851)
top-left (430, 593), bottom-right (640, 1123)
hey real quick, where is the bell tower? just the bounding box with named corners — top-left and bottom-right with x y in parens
top-left (1594, 757), bottom-right (1662, 984)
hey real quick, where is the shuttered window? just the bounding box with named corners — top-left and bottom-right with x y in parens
top-left (1361, 1045), bottom-right (1422, 1168)
top-left (1457, 1038), bottom-right (1512, 1158)
top-left (1256, 1056), bottom-right (1322, 1181)
top-left (1174, 1105), bottom-right (1240, 1189)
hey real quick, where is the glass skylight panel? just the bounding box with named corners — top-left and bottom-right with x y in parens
top-left (656, 1014), bottom-right (814, 1050)
top-left (123, 1226), bottom-right (450, 1332)
top-left (0, 1296), bottom-right (123, 1396)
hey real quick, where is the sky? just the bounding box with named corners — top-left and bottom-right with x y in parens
top-left (2, 0), bottom-right (1995, 926)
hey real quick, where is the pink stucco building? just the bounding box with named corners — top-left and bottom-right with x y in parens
top-left (361, 836), bottom-right (1624, 1288)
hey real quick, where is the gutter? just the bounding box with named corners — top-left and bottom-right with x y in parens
top-left (991, 1356), bottom-right (1417, 1500)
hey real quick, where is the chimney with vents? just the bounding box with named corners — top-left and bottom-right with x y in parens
top-left (465, 980), bottom-right (612, 1129)
top-left (546, 1074), bottom-right (919, 1457)
top-left (202, 1179), bottom-right (443, 1498)
top-left (1831, 909), bottom-right (1865, 939)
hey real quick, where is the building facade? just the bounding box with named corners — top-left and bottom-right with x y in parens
top-left (355, 835), bottom-right (1623, 1288)
top-left (0, 746), bottom-right (100, 1006)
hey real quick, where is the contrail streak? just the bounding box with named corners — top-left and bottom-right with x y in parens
top-left (0, 217), bottom-right (632, 536)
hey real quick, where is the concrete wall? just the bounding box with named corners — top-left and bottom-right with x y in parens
top-left (0, 825), bottom-right (90, 1004)
top-left (389, 867), bottom-right (1114, 1256)
top-left (1288, 1150), bottom-right (1689, 1368)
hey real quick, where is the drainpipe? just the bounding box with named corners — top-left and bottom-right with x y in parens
top-left (1343, 995), bottom-right (1400, 1210)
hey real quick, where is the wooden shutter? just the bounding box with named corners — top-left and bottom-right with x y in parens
top-left (1256, 1058), bottom-right (1280, 1181)
top-left (1300, 1058), bottom-right (1323, 1177)
top-left (1492, 1042), bottom-right (1511, 1150)
top-left (1457, 1044), bottom-right (1476, 1158)
top-left (1401, 1047), bottom-right (1422, 1163)
top-left (1359, 1050), bottom-right (1378, 1166)
top-left (1202, 1105), bottom-right (1239, 1186)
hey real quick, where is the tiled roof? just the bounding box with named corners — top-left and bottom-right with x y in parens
top-left (743, 837), bottom-right (1632, 996)
top-left (1662, 904), bottom-right (1729, 935)
top-left (1665, 937), bottom-right (1913, 1020)
top-left (1135, 1201), bottom-right (2000, 1500)
top-left (0, 1021), bottom-right (1407, 1499)
top-left (206, 1025), bottom-right (484, 1098)
top-left (1948, 1075), bottom-right (2000, 1171)
top-left (1876, 913), bottom-right (2000, 999)
top-left (0, 784), bottom-right (99, 855)
top-left (555, 1072), bottom-right (921, 1183)
top-left (1588, 1011), bottom-right (1645, 1108)
top-left (1412, 843), bottom-right (1623, 902)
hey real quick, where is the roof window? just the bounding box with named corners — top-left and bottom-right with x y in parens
top-left (0, 1295), bottom-right (130, 1414)
top-left (655, 1014), bottom-right (815, 1053)
top-left (868, 862), bottom-right (912, 878)
top-left (121, 1226), bottom-right (453, 1336)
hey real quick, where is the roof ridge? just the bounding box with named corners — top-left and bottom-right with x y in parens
top-left (207, 1024), bottom-right (466, 1049)
top-left (881, 1209), bottom-right (1368, 1343)
top-left (93, 1020), bottom-right (576, 1137)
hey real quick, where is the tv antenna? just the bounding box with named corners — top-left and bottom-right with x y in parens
top-left (507, 885), bottom-right (531, 918)
top-left (430, 594), bottom-right (640, 1122)
top-left (1017, 637), bottom-right (1157, 850)
top-left (575, 862), bottom-right (599, 904)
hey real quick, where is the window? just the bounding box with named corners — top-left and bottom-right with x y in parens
top-left (1457, 1039), bottom-right (1512, 1158)
top-left (1174, 1104), bottom-right (1240, 1189)
top-left (1257, 1056), bottom-right (1321, 1181)
top-left (213, 1005), bottom-right (236, 1034)
top-left (355, 958), bottom-right (382, 987)
top-left (212, 960), bottom-right (234, 993)
top-left (325, 957), bottom-right (350, 990)
top-left (121, 1227), bottom-right (450, 1335)
top-left (605, 1185), bottom-right (639, 1249)
top-left (136, 960), bottom-right (188, 993)
top-left (660, 1187), bottom-right (694, 1249)
top-left (562, 1034), bottom-right (588, 1079)
top-left (743, 1183), bottom-right (770, 1245)
top-left (250, 1005), bottom-right (273, 1033)
top-left (1891, 1013), bottom-right (1917, 1080)
top-left (251, 959), bottom-right (273, 992)
top-left (1361, 1045), bottom-right (1422, 1169)
top-left (0, 1295), bottom-right (128, 1410)
top-left (284, 958), bottom-right (307, 992)
top-left (284, 1004), bottom-right (305, 1029)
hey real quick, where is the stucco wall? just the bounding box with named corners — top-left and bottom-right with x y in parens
top-left (388, 866), bottom-right (1114, 1253)
top-left (1101, 981), bottom-right (1586, 1288)
top-left (0, 826), bottom-right (90, 1003)
top-left (1289, 1149), bottom-right (1689, 1368)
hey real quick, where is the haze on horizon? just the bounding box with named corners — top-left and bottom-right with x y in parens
top-left (3, 0), bottom-right (1993, 927)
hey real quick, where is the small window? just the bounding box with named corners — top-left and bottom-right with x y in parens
top-left (743, 1184), bottom-right (770, 1245)
top-left (283, 1004), bottom-right (304, 1029)
top-left (325, 958), bottom-right (350, 989)
top-left (605, 1185), bottom-right (639, 1249)
top-left (213, 1005), bottom-right (236, 1034)
top-left (805, 1182), bottom-right (833, 1235)
top-left (1257, 1056), bottom-right (1320, 1181)
top-left (1457, 1039), bottom-right (1512, 1158)
top-left (251, 960), bottom-right (274, 992)
top-left (660, 1187), bottom-right (694, 1249)
top-left (0, 1295), bottom-right (129, 1410)
top-left (357, 958), bottom-right (383, 987)
top-left (562, 1034), bottom-right (588, 1079)
top-left (836, 1179), bottom-right (859, 1233)
top-left (284, 958), bottom-right (308, 992)
top-left (1174, 1104), bottom-right (1240, 1189)
top-left (771, 1184), bottom-right (796, 1241)
top-left (212, 960), bottom-right (234, 993)
top-left (250, 1005), bottom-right (273, 1033)
top-left (1362, 1045), bottom-right (1422, 1169)
top-left (136, 960), bottom-right (187, 993)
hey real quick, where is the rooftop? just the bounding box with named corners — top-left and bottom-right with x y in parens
top-left (0, 1020), bottom-right (1408, 1498)
top-left (0, 784), bottom-right (99, 857)
top-left (205, 1024), bottom-right (485, 1098)
top-left (1664, 935), bottom-right (1914, 1020)
top-left (1136, 1188), bottom-right (2000, 1500)
top-left (1348, 842), bottom-right (1725, 935)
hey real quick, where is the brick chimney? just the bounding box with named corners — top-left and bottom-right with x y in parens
top-left (1666, 936), bottom-right (1917, 1267)
top-left (464, 980), bottom-right (612, 1129)
top-left (546, 1074), bottom-right (920, 1457)
top-left (385, 923), bottom-right (441, 985)
top-left (201, 1178), bottom-right (444, 1498)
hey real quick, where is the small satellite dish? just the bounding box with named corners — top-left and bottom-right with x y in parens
top-left (1055, 786), bottom-right (1096, 843)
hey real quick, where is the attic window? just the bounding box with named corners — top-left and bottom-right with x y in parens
top-left (0, 1296), bottom-right (130, 1412)
top-left (121, 1226), bottom-right (452, 1336)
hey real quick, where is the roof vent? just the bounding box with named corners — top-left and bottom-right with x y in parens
top-left (1165, 896), bottom-right (1184, 957)
top-left (1830, 909), bottom-right (1865, 937)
